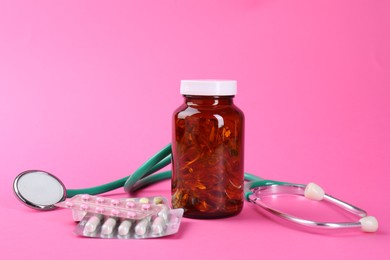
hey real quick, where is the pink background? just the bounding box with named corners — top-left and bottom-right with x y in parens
top-left (1, 0), bottom-right (389, 259)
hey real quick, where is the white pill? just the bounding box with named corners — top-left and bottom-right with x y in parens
top-left (84, 215), bottom-right (103, 233)
top-left (101, 217), bottom-right (117, 235)
top-left (135, 218), bottom-right (149, 236)
top-left (153, 197), bottom-right (164, 205)
top-left (118, 220), bottom-right (132, 236)
top-left (152, 217), bottom-right (166, 235)
top-left (139, 197), bottom-right (149, 204)
top-left (304, 182), bottom-right (325, 201)
top-left (360, 216), bottom-right (379, 232)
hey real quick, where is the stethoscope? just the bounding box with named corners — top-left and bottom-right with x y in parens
top-left (13, 144), bottom-right (378, 233)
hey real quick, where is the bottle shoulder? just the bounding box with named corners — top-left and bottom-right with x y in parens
top-left (173, 103), bottom-right (244, 120)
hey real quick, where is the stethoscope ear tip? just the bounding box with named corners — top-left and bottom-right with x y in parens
top-left (304, 182), bottom-right (325, 201)
top-left (360, 216), bottom-right (379, 232)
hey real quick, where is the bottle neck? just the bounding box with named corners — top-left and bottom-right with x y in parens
top-left (183, 95), bottom-right (234, 106)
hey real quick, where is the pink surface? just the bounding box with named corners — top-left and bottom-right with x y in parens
top-left (1, 0), bottom-right (389, 259)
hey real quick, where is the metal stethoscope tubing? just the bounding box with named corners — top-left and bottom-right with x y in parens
top-left (245, 181), bottom-right (378, 232)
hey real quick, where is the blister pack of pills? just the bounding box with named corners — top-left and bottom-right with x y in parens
top-left (56, 194), bottom-right (184, 239)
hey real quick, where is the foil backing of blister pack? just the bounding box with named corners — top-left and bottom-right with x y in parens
top-left (75, 208), bottom-right (184, 239)
top-left (56, 194), bottom-right (184, 239)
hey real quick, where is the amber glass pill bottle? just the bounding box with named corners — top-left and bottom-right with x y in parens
top-left (172, 80), bottom-right (244, 219)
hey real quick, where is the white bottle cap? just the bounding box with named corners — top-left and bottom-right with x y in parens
top-left (180, 80), bottom-right (237, 96)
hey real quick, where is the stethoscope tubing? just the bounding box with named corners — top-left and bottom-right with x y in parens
top-left (15, 144), bottom-right (378, 232)
top-left (247, 184), bottom-right (368, 230)
top-left (67, 144), bottom-right (173, 197)
top-left (66, 143), bottom-right (271, 197)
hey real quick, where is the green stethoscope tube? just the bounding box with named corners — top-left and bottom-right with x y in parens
top-left (16, 144), bottom-right (378, 232)
top-left (66, 144), bottom-right (289, 199)
top-left (67, 144), bottom-right (173, 197)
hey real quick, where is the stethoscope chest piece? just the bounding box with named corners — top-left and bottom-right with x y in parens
top-left (13, 170), bottom-right (67, 210)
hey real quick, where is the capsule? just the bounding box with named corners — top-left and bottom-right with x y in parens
top-left (101, 217), bottom-right (117, 235)
top-left (135, 218), bottom-right (150, 236)
top-left (152, 217), bottom-right (166, 235)
top-left (118, 220), bottom-right (132, 236)
top-left (84, 215), bottom-right (103, 233)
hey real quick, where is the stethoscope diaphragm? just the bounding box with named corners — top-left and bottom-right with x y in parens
top-left (13, 170), bottom-right (67, 210)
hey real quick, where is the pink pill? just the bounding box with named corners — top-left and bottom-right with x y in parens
top-left (80, 204), bottom-right (89, 211)
top-left (95, 207), bottom-right (105, 214)
top-left (142, 204), bottom-right (151, 210)
top-left (126, 201), bottom-right (136, 208)
top-left (111, 209), bottom-right (120, 216)
top-left (96, 197), bottom-right (105, 203)
top-left (81, 194), bottom-right (90, 201)
top-left (111, 199), bottom-right (120, 206)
